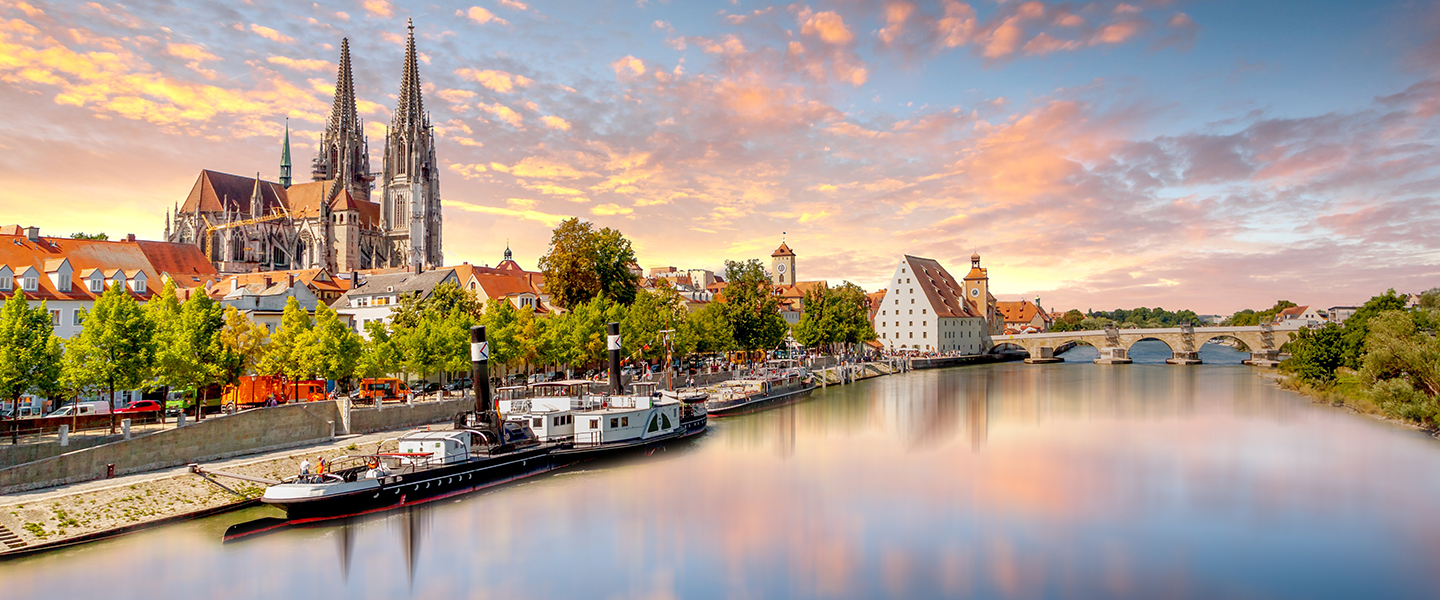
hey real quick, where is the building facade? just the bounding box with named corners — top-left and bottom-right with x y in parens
top-left (166, 24), bottom-right (441, 275)
top-left (873, 254), bottom-right (995, 353)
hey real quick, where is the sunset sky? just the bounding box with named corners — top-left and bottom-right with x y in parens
top-left (2, 0), bottom-right (1438, 314)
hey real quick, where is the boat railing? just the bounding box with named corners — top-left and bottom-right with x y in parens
top-left (575, 430), bottom-right (603, 448)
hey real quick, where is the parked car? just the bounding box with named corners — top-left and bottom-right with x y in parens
top-left (46, 401), bottom-right (112, 417)
top-left (445, 378), bottom-right (472, 391)
top-left (421, 382), bottom-right (442, 394)
top-left (115, 400), bottom-right (164, 414)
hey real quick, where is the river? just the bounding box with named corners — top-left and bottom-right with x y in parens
top-left (5, 341), bottom-right (1439, 599)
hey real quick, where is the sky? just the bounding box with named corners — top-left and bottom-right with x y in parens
top-left (1, 0), bottom-right (1439, 315)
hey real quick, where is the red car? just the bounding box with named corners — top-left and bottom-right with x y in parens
top-left (115, 400), bottom-right (163, 414)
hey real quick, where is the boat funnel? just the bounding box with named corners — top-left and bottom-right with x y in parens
top-left (471, 326), bottom-right (491, 414)
top-left (608, 321), bottom-right (622, 395)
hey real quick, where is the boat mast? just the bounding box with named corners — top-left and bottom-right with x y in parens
top-left (607, 321), bottom-right (623, 395)
top-left (471, 326), bottom-right (499, 432)
top-left (660, 329), bottom-right (674, 391)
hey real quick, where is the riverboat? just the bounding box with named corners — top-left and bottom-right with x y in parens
top-left (704, 359), bottom-right (816, 417)
top-left (255, 323), bottom-right (709, 523)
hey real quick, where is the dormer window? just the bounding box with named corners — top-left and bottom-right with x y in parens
top-left (88, 278), bottom-right (103, 293)
top-left (134, 278), bottom-right (146, 293)
top-left (58, 277), bottom-right (71, 292)
top-left (0, 276), bottom-right (10, 291)
top-left (22, 277), bottom-right (38, 292)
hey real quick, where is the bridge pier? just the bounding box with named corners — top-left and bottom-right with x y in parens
top-left (1093, 347), bottom-right (1131, 364)
top-left (1166, 351), bottom-right (1202, 365)
top-left (1244, 350), bottom-right (1281, 368)
top-left (1023, 346), bottom-right (1064, 364)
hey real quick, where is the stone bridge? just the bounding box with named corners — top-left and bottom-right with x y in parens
top-left (991, 323), bottom-right (1307, 365)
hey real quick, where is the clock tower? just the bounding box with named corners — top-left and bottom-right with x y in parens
top-left (771, 240), bottom-right (796, 286)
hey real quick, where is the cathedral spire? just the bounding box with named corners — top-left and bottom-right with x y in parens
top-left (279, 118), bottom-right (292, 188)
top-left (393, 18), bottom-right (425, 133)
top-left (329, 38), bottom-right (359, 136)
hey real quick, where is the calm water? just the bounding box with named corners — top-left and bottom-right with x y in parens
top-left (6, 341), bottom-right (1440, 599)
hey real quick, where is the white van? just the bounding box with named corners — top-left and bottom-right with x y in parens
top-left (46, 401), bottom-right (112, 417)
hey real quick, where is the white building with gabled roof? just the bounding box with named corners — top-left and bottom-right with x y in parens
top-left (873, 254), bottom-right (994, 353)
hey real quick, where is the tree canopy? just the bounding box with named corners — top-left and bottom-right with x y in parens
top-left (721, 259), bottom-right (788, 352)
top-left (0, 293), bottom-right (62, 404)
top-left (537, 218), bottom-right (640, 308)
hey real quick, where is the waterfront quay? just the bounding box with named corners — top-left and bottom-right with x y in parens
top-left (4, 343), bottom-right (1440, 599)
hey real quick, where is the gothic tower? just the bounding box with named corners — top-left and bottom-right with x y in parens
top-left (312, 38), bottom-right (373, 203)
top-left (279, 119), bottom-right (292, 188)
top-left (382, 19), bottom-right (443, 270)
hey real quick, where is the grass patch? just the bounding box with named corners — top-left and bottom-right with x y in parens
top-left (23, 523), bottom-right (47, 539)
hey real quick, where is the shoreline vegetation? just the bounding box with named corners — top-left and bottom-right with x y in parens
top-left (1274, 288), bottom-right (1440, 432)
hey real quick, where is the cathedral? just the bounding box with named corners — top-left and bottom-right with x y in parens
top-left (166, 21), bottom-right (443, 274)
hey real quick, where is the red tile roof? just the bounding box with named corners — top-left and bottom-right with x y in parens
top-left (0, 234), bottom-right (215, 302)
top-left (771, 242), bottom-right (794, 257)
top-left (902, 255), bottom-right (979, 319)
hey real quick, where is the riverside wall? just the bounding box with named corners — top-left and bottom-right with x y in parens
top-left (0, 402), bottom-right (340, 495)
top-left (0, 434), bottom-right (125, 467)
top-left (347, 397), bottom-right (475, 435)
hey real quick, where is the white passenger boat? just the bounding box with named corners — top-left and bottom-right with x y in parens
top-left (705, 359), bottom-right (815, 416)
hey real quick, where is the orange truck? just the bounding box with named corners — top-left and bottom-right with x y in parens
top-left (359, 378), bottom-right (410, 403)
top-left (222, 375), bottom-right (328, 409)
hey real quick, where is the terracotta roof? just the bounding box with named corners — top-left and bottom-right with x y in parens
top-left (496, 259), bottom-right (524, 272)
top-left (285, 180), bottom-right (332, 219)
top-left (0, 225), bottom-right (21, 236)
top-left (775, 280), bottom-right (826, 299)
top-left (771, 242), bottom-right (794, 257)
top-left (0, 234), bottom-right (214, 302)
top-left (180, 170), bottom-right (288, 216)
top-left (902, 255), bottom-right (978, 319)
top-left (1277, 305), bottom-right (1310, 319)
top-left (996, 300), bottom-right (1048, 324)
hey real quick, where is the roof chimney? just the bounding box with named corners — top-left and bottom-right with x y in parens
top-left (125, 234), bottom-right (136, 242)
top-left (262, 275), bottom-right (272, 287)
top-left (415, 262), bottom-right (423, 275)
top-left (231, 277), bottom-right (239, 292)
top-left (350, 271), bottom-right (359, 288)
top-left (23, 226), bottom-right (38, 242)
top-left (287, 273), bottom-right (295, 287)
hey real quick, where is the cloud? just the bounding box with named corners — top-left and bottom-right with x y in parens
top-left (458, 6), bottom-right (509, 26)
top-left (477, 101), bottom-right (524, 127)
top-left (799, 9), bottom-right (854, 45)
top-left (437, 88), bottom-right (477, 103)
top-left (443, 199), bottom-right (568, 226)
top-left (249, 24), bottom-right (295, 44)
top-left (455, 68), bottom-right (532, 93)
top-left (612, 55), bottom-right (646, 77)
top-left (362, 0), bottom-right (394, 18)
top-left (266, 56), bottom-right (329, 71)
top-left (541, 115), bottom-right (571, 130)
top-left (591, 203), bottom-right (634, 216)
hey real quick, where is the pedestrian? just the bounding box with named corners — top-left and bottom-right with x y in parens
top-left (300, 458), bottom-right (311, 476)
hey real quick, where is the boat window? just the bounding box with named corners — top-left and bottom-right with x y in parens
top-left (532, 417), bottom-right (542, 428)
top-left (621, 417), bottom-right (629, 427)
top-left (648, 415), bottom-right (660, 433)
top-left (610, 418), bottom-right (618, 428)
top-left (591, 419), bottom-right (599, 429)
top-left (661, 413), bottom-right (672, 429)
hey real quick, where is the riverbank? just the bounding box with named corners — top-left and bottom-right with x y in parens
top-left (0, 429), bottom-right (405, 558)
top-left (1261, 371), bottom-right (1438, 436)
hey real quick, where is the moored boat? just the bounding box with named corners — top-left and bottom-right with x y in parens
top-left (704, 359), bottom-right (815, 416)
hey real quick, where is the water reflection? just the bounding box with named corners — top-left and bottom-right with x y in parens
top-left (6, 345), bottom-right (1440, 599)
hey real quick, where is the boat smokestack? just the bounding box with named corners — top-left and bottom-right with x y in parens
top-left (607, 321), bottom-right (622, 395)
top-left (471, 326), bottom-right (491, 415)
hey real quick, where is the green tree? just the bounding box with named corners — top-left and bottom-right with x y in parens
top-left (151, 281), bottom-right (226, 416)
top-left (218, 305), bottom-right (268, 383)
top-left (357, 321), bottom-right (399, 379)
top-left (623, 282), bottom-right (689, 362)
top-left (537, 218), bottom-right (640, 308)
top-left (686, 302), bottom-right (735, 354)
top-left (1339, 290), bottom-right (1409, 369)
top-left (302, 303), bottom-right (362, 385)
top-left (721, 259), bottom-right (788, 353)
top-left (1280, 323), bottom-right (1346, 384)
top-left (69, 232), bottom-right (108, 241)
top-left (61, 281), bottom-right (156, 429)
top-left (1357, 310), bottom-right (1440, 424)
top-left (1222, 301), bottom-right (1296, 326)
top-left (0, 293), bottom-right (63, 411)
top-left (257, 297), bottom-right (313, 382)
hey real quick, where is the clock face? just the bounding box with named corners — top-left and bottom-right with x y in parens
top-left (777, 263), bottom-right (787, 273)
top-left (969, 287), bottom-right (980, 297)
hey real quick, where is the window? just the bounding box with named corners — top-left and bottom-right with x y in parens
top-left (0, 276), bottom-right (9, 291)
top-left (86, 278), bottom-right (101, 292)
top-left (50, 310), bottom-right (60, 325)
top-left (908, 321), bottom-right (912, 326)
top-left (909, 332), bottom-right (913, 338)
top-left (894, 299), bottom-right (899, 305)
top-left (610, 418), bottom-right (618, 428)
top-left (923, 331), bottom-right (927, 338)
top-left (134, 279), bottom-right (146, 293)
top-left (911, 299), bottom-right (915, 304)
top-left (923, 321), bottom-right (927, 326)
top-left (72, 310), bottom-right (83, 326)
top-left (532, 417), bottom-right (543, 428)
top-left (909, 309), bottom-right (913, 315)
top-left (22, 277), bottom-right (37, 292)
top-left (590, 419), bottom-right (599, 428)
top-left (922, 309), bottom-right (927, 314)
top-left (621, 417), bottom-right (629, 427)
top-left (57, 277), bottom-right (71, 292)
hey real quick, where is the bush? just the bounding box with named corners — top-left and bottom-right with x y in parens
top-left (1366, 378), bottom-right (1438, 424)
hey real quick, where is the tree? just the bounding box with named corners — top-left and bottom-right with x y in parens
top-left (301, 303), bottom-right (362, 385)
top-left (257, 297), bottom-right (313, 385)
top-left (69, 232), bottom-right (108, 241)
top-left (721, 259), bottom-right (788, 353)
top-left (218, 305), bottom-right (268, 384)
top-left (623, 282), bottom-right (689, 362)
top-left (357, 321), bottom-right (399, 379)
top-left (61, 281), bottom-right (155, 431)
top-left (792, 282), bottom-right (876, 354)
top-left (1280, 323), bottom-right (1346, 384)
top-left (0, 293), bottom-right (63, 412)
top-left (1222, 301), bottom-right (1296, 326)
top-left (150, 280), bottom-right (226, 416)
top-left (686, 302), bottom-right (734, 354)
top-left (1357, 310), bottom-right (1440, 424)
top-left (537, 218), bottom-right (640, 308)
top-left (1339, 290), bottom-right (1409, 369)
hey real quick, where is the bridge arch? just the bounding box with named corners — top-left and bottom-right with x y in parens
top-left (989, 342), bottom-right (1026, 355)
top-left (1198, 333), bottom-right (1250, 352)
top-left (1124, 336), bottom-right (1175, 353)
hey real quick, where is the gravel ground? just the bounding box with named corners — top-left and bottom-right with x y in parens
top-left (0, 428), bottom-right (413, 549)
